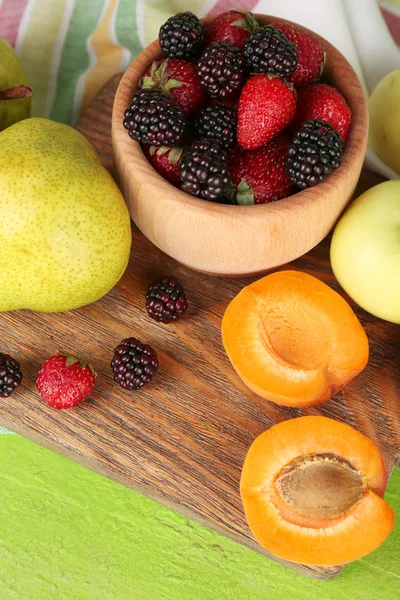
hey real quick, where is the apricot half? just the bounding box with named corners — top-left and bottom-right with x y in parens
top-left (241, 416), bottom-right (394, 566)
top-left (222, 270), bottom-right (369, 407)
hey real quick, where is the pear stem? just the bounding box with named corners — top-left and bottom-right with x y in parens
top-left (0, 85), bottom-right (33, 100)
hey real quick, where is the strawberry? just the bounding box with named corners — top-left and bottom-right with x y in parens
top-left (36, 354), bottom-right (96, 410)
top-left (237, 74), bottom-right (296, 150)
top-left (141, 58), bottom-right (206, 116)
top-left (206, 9), bottom-right (260, 51)
top-left (142, 144), bottom-right (184, 186)
top-left (229, 137), bottom-right (292, 204)
top-left (271, 22), bottom-right (325, 87)
top-left (291, 83), bottom-right (352, 140)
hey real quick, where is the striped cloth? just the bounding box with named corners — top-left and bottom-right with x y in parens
top-left (0, 0), bottom-right (399, 128)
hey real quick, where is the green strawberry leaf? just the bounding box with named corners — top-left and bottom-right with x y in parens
top-left (234, 9), bottom-right (260, 31)
top-left (236, 180), bottom-right (255, 205)
top-left (157, 59), bottom-right (169, 80)
top-left (150, 60), bottom-right (158, 79)
top-left (65, 356), bottom-right (80, 367)
top-left (156, 146), bottom-right (170, 157)
top-left (232, 18), bottom-right (251, 32)
top-left (167, 146), bottom-right (184, 164)
top-left (149, 145), bottom-right (157, 156)
top-left (164, 78), bottom-right (185, 91)
top-left (140, 76), bottom-right (156, 89)
top-left (59, 353), bottom-right (93, 372)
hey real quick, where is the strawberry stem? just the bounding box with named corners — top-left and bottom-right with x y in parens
top-left (0, 85), bottom-right (33, 100)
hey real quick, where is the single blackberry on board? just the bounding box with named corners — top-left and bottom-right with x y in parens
top-left (180, 139), bottom-right (231, 202)
top-left (194, 104), bottom-right (237, 150)
top-left (244, 25), bottom-right (298, 77)
top-left (146, 276), bottom-right (188, 323)
top-left (159, 12), bottom-right (205, 60)
top-left (111, 338), bottom-right (158, 391)
top-left (285, 119), bottom-right (344, 189)
top-left (196, 42), bottom-right (245, 100)
top-left (123, 89), bottom-right (186, 147)
top-left (0, 353), bottom-right (22, 398)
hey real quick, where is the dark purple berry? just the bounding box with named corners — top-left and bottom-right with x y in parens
top-left (244, 25), bottom-right (298, 77)
top-left (111, 338), bottom-right (158, 391)
top-left (285, 119), bottom-right (344, 189)
top-left (159, 12), bottom-right (205, 60)
top-left (146, 276), bottom-right (188, 323)
top-left (194, 104), bottom-right (237, 150)
top-left (197, 42), bottom-right (245, 100)
top-left (0, 353), bottom-right (22, 398)
top-left (123, 89), bottom-right (186, 147)
top-left (180, 139), bottom-right (231, 202)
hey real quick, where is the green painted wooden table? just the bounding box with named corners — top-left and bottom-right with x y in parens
top-left (1, 434), bottom-right (400, 599)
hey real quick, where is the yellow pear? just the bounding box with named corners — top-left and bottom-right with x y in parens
top-left (0, 37), bottom-right (32, 131)
top-left (0, 118), bottom-right (132, 312)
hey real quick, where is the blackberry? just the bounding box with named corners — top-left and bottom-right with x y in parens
top-left (180, 139), bottom-right (231, 202)
top-left (194, 105), bottom-right (237, 150)
top-left (159, 12), bottom-right (205, 60)
top-left (285, 120), bottom-right (344, 189)
top-left (196, 42), bottom-right (245, 100)
top-left (111, 338), bottom-right (158, 391)
top-left (0, 353), bottom-right (22, 398)
top-left (244, 25), bottom-right (298, 77)
top-left (123, 89), bottom-right (186, 147)
top-left (146, 276), bottom-right (188, 323)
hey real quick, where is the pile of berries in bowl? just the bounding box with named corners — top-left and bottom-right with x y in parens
top-left (112, 9), bottom-right (368, 275)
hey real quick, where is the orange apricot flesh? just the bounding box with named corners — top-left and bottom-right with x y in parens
top-left (241, 416), bottom-right (394, 566)
top-left (222, 270), bottom-right (369, 407)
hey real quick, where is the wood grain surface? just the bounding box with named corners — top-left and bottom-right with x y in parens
top-left (0, 74), bottom-right (399, 581)
top-left (111, 14), bottom-right (368, 276)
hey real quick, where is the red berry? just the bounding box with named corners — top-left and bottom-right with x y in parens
top-left (229, 137), bottom-right (292, 204)
top-left (271, 23), bottom-right (325, 87)
top-left (206, 9), bottom-right (260, 51)
top-left (141, 58), bottom-right (206, 116)
top-left (143, 144), bottom-right (184, 186)
top-left (237, 74), bottom-right (296, 150)
top-left (36, 355), bottom-right (96, 410)
top-left (291, 83), bottom-right (352, 140)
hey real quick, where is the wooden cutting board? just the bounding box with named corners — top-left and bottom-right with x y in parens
top-left (1, 74), bottom-right (399, 580)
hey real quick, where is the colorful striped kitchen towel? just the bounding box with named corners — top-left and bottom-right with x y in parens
top-left (0, 0), bottom-right (399, 129)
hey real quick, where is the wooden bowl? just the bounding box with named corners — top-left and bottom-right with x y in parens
top-left (112, 15), bottom-right (368, 276)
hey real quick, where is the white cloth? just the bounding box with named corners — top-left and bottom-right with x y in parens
top-left (254, 0), bottom-right (400, 178)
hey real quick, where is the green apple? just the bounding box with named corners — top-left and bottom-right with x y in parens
top-left (330, 180), bottom-right (400, 324)
top-left (369, 69), bottom-right (400, 175)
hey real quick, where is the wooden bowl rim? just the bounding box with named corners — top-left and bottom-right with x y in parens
top-left (112, 14), bottom-right (368, 219)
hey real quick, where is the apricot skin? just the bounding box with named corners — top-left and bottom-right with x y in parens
top-left (240, 417), bottom-right (394, 566)
top-left (222, 271), bottom-right (369, 407)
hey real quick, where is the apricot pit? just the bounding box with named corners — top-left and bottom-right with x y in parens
top-left (241, 416), bottom-right (395, 565)
top-left (222, 270), bottom-right (369, 407)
